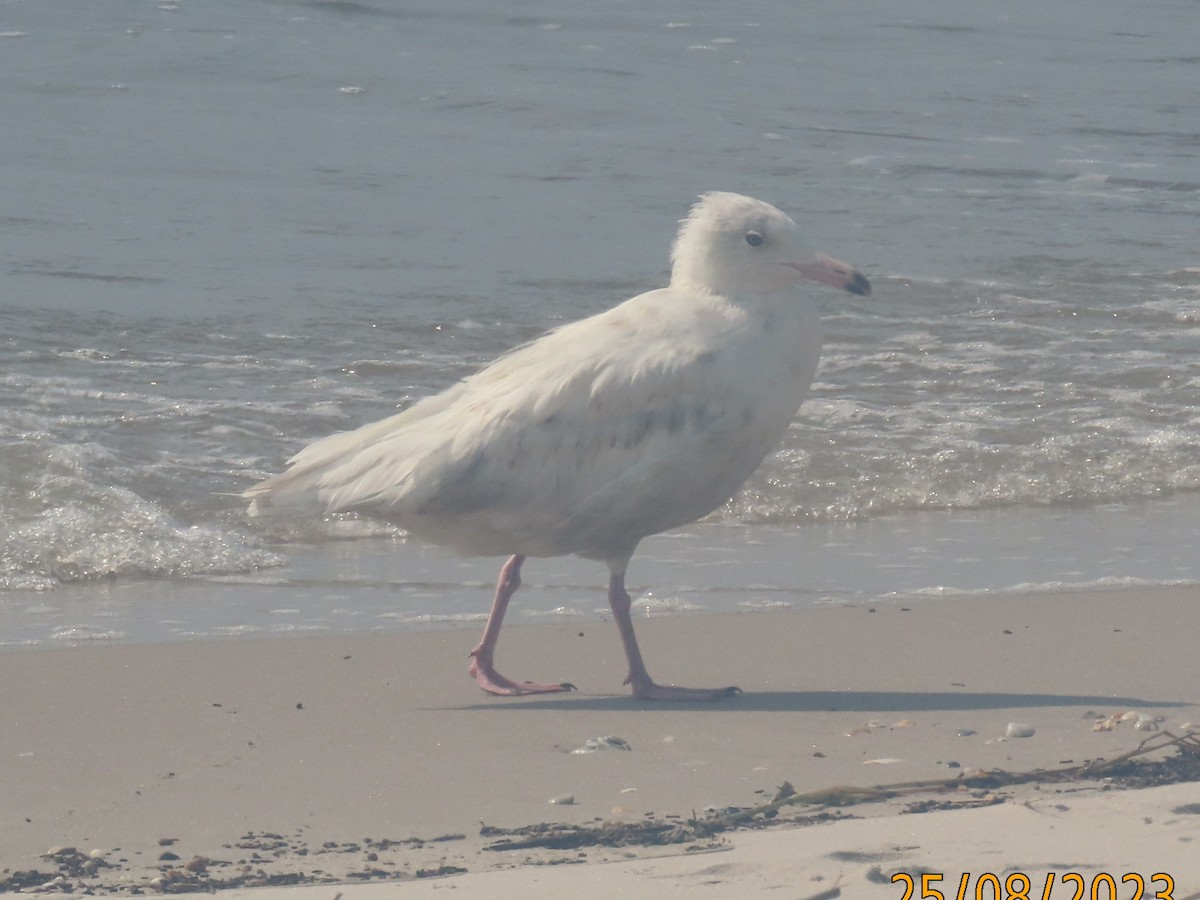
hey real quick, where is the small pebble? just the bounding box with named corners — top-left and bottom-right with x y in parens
top-left (1005, 722), bottom-right (1036, 739)
top-left (955, 728), bottom-right (977, 737)
top-left (548, 794), bottom-right (575, 805)
top-left (571, 735), bottom-right (632, 754)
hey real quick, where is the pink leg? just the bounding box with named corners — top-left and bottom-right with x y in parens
top-left (608, 570), bottom-right (741, 701)
top-left (468, 555), bottom-right (576, 696)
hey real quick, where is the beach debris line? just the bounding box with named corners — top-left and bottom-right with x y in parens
top-left (0, 832), bottom-right (470, 895)
top-left (480, 731), bottom-right (1200, 853)
top-left (3, 734), bottom-right (1196, 895)
top-left (479, 818), bottom-right (735, 853)
top-left (706, 730), bottom-right (1200, 829)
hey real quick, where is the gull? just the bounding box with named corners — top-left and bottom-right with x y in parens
top-left (245, 192), bottom-right (871, 700)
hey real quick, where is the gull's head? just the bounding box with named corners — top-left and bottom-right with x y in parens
top-left (670, 192), bottom-right (871, 299)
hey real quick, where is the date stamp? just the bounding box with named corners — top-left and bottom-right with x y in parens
top-left (891, 872), bottom-right (1176, 900)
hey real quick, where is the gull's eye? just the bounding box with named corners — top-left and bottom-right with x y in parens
top-left (744, 231), bottom-right (764, 247)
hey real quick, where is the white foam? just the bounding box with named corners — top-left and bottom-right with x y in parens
top-left (49, 626), bottom-right (126, 643)
top-left (898, 575), bottom-right (1196, 600)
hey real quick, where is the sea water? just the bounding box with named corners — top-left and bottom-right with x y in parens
top-left (2, 0), bottom-right (1198, 646)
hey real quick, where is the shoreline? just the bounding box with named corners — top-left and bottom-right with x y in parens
top-left (7, 496), bottom-right (1200, 651)
top-left (2, 585), bottom-right (1199, 894)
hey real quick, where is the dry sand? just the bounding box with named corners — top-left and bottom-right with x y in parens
top-left (2, 585), bottom-right (1199, 896)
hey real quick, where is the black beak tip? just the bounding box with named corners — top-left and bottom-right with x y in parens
top-left (846, 272), bottom-right (872, 296)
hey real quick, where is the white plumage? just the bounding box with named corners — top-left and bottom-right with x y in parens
top-left (245, 192), bottom-right (870, 700)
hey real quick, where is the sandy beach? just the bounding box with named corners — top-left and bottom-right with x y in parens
top-left (6, 2), bottom-right (1200, 896)
top-left (3, 585), bottom-right (1199, 896)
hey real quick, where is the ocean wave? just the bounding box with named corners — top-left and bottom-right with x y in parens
top-left (0, 453), bottom-right (284, 590)
top-left (5, 261), bottom-right (1200, 589)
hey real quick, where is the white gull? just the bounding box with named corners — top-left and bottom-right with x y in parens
top-left (244, 192), bottom-right (871, 700)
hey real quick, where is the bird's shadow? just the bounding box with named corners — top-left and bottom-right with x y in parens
top-left (438, 689), bottom-right (1194, 714)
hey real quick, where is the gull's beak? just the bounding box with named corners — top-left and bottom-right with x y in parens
top-left (786, 254), bottom-right (872, 296)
